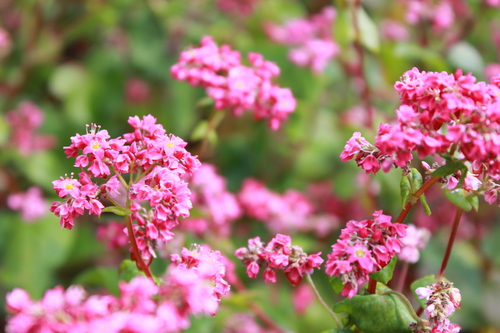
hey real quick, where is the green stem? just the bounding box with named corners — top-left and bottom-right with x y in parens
top-left (437, 207), bottom-right (464, 280)
top-left (381, 291), bottom-right (420, 322)
top-left (306, 274), bottom-right (342, 328)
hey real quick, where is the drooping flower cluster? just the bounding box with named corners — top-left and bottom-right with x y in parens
top-left (325, 210), bottom-right (406, 298)
top-left (265, 6), bottom-right (339, 74)
top-left (235, 234), bottom-right (323, 286)
top-left (181, 164), bottom-right (241, 237)
top-left (410, 281), bottom-right (461, 333)
top-left (341, 68), bottom-right (500, 205)
top-left (7, 186), bottom-right (47, 222)
top-left (5, 246), bottom-right (229, 333)
top-left (5, 102), bottom-right (56, 156)
top-left (171, 36), bottom-right (296, 130)
top-left (50, 115), bottom-right (200, 263)
top-left (398, 224), bottom-right (431, 263)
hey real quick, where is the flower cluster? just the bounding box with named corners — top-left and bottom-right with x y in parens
top-left (7, 186), bottom-right (47, 222)
top-left (235, 234), bottom-right (323, 286)
top-left (50, 115), bottom-right (200, 263)
top-left (398, 224), bottom-right (431, 263)
top-left (410, 281), bottom-right (461, 333)
top-left (265, 6), bottom-right (339, 74)
top-left (5, 102), bottom-right (56, 156)
top-left (5, 245), bottom-right (229, 333)
top-left (171, 36), bottom-right (296, 130)
top-left (238, 178), bottom-right (313, 234)
top-left (341, 68), bottom-right (500, 204)
top-left (325, 210), bottom-right (406, 298)
top-left (216, 0), bottom-right (260, 16)
top-left (403, 0), bottom-right (457, 33)
top-left (181, 164), bottom-right (241, 237)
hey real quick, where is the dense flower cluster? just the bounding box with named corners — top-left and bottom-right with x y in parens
top-left (398, 224), bottom-right (431, 263)
top-left (235, 234), bottom-right (323, 286)
top-left (7, 186), bottom-right (47, 222)
top-left (5, 245), bottom-right (229, 333)
top-left (265, 6), bottom-right (339, 74)
top-left (325, 210), bottom-right (406, 298)
top-left (97, 220), bottom-right (129, 250)
top-left (341, 68), bottom-right (500, 205)
top-left (171, 36), bottom-right (296, 130)
top-left (50, 115), bottom-right (200, 263)
top-left (181, 164), bottom-right (241, 237)
top-left (410, 281), bottom-right (461, 333)
top-left (403, 0), bottom-right (457, 33)
top-left (5, 102), bottom-right (55, 156)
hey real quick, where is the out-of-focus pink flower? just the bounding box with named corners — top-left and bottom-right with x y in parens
top-left (292, 283), bottom-right (315, 315)
top-left (223, 313), bottom-right (275, 333)
top-left (485, 63), bottom-right (500, 82)
top-left (97, 221), bottom-right (129, 250)
top-left (0, 27), bottom-right (11, 57)
top-left (380, 20), bottom-right (409, 41)
top-left (5, 102), bottom-right (56, 156)
top-left (7, 187), bottom-right (47, 222)
top-left (398, 224), bottom-right (430, 263)
top-left (125, 78), bottom-right (151, 105)
top-left (216, 0), bottom-right (259, 16)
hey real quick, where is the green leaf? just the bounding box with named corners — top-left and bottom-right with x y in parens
top-left (101, 206), bottom-right (132, 216)
top-left (332, 291), bottom-right (414, 333)
top-left (411, 168), bottom-right (423, 188)
top-left (73, 267), bottom-right (120, 296)
top-left (445, 189), bottom-right (473, 212)
top-left (447, 41), bottom-right (485, 75)
top-left (329, 276), bottom-right (345, 294)
top-left (410, 275), bottom-right (436, 308)
top-left (119, 259), bottom-right (144, 282)
top-left (467, 195), bottom-right (479, 212)
top-left (333, 8), bottom-right (355, 48)
top-left (432, 162), bottom-right (466, 177)
top-left (400, 175), bottom-right (411, 209)
top-left (356, 6), bottom-right (380, 53)
top-left (369, 256), bottom-right (397, 284)
top-left (420, 194), bottom-right (432, 215)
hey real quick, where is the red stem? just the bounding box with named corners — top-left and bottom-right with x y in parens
top-left (395, 176), bottom-right (440, 224)
top-left (126, 215), bottom-right (153, 279)
top-left (396, 261), bottom-right (409, 293)
top-left (368, 278), bottom-right (377, 294)
top-left (437, 207), bottom-right (464, 280)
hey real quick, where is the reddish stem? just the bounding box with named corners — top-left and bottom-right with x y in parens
top-left (126, 215), bottom-right (153, 279)
top-left (395, 176), bottom-right (440, 224)
top-left (396, 261), bottom-right (409, 293)
top-left (437, 207), bottom-right (464, 280)
top-left (368, 278), bottom-right (377, 294)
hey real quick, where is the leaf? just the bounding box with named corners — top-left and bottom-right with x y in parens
top-left (447, 41), bottom-right (485, 75)
top-left (73, 267), bottom-right (120, 296)
top-left (333, 8), bottom-right (355, 49)
top-left (420, 194), bottom-right (432, 215)
top-left (329, 276), bottom-right (345, 294)
top-left (101, 206), bottom-right (132, 216)
top-left (432, 162), bottom-right (466, 177)
top-left (369, 256), bottom-right (397, 284)
top-left (332, 291), bottom-right (414, 333)
top-left (445, 189), bottom-right (473, 212)
top-left (119, 259), bottom-right (145, 282)
top-left (400, 175), bottom-right (411, 209)
top-left (356, 6), bottom-right (380, 53)
top-left (411, 168), bottom-right (423, 188)
top-left (467, 195), bottom-right (479, 212)
top-left (410, 275), bottom-right (436, 308)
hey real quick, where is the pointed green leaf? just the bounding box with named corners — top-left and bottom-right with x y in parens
top-left (432, 162), bottom-right (465, 177)
top-left (410, 275), bottom-right (436, 308)
top-left (400, 175), bottom-right (411, 209)
top-left (420, 194), bottom-right (432, 216)
top-left (467, 195), bottom-right (479, 212)
top-left (101, 206), bottom-right (132, 216)
top-left (445, 189), bottom-right (472, 212)
top-left (356, 7), bottom-right (380, 53)
top-left (329, 276), bottom-right (345, 294)
top-left (333, 8), bottom-right (355, 48)
top-left (411, 168), bottom-right (423, 188)
top-left (369, 256), bottom-right (397, 284)
top-left (332, 291), bottom-right (414, 333)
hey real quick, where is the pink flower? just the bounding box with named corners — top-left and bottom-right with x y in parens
top-left (7, 187), bottom-right (47, 222)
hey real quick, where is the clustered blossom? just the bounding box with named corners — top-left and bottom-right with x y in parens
top-left (216, 0), bottom-right (260, 16)
top-left (7, 186), bottom-right (48, 222)
top-left (181, 164), bottom-right (241, 237)
top-left (5, 245), bottom-right (229, 333)
top-left (398, 224), bottom-right (431, 263)
top-left (325, 210), bottom-right (406, 298)
top-left (235, 234), bottom-right (323, 286)
top-left (410, 281), bottom-right (461, 333)
top-left (97, 221), bottom-right (129, 250)
top-left (237, 178), bottom-right (313, 234)
top-left (50, 115), bottom-right (200, 263)
top-left (5, 101), bottom-right (56, 156)
top-left (265, 6), bottom-right (339, 74)
top-left (403, 0), bottom-right (457, 33)
top-left (341, 68), bottom-right (500, 205)
top-left (171, 36), bottom-right (296, 130)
